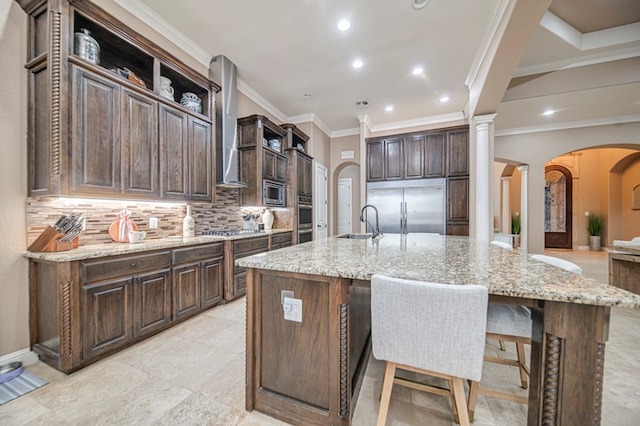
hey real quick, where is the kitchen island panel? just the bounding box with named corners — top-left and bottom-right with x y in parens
top-left (247, 269), bottom-right (354, 426)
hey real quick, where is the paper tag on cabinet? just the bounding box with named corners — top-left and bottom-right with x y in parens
top-left (283, 297), bottom-right (302, 323)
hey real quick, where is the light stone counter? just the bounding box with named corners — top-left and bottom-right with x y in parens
top-left (24, 229), bottom-right (292, 262)
top-left (237, 233), bottom-right (640, 308)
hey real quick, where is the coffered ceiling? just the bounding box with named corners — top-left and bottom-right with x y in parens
top-left (115, 0), bottom-right (640, 136)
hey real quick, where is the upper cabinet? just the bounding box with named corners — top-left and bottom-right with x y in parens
top-left (282, 124), bottom-right (313, 204)
top-left (366, 126), bottom-right (468, 183)
top-left (237, 115), bottom-right (288, 207)
top-left (17, 0), bottom-right (219, 201)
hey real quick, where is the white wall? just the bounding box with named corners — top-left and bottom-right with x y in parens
top-left (0, 2), bottom-right (29, 357)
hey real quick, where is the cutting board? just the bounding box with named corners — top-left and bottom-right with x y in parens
top-left (108, 220), bottom-right (138, 242)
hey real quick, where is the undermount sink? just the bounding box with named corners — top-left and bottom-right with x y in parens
top-left (338, 233), bottom-right (372, 239)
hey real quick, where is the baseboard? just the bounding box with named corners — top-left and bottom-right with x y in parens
top-left (0, 348), bottom-right (40, 366)
top-left (578, 245), bottom-right (590, 251)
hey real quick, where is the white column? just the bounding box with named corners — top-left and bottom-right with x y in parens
top-left (501, 176), bottom-right (511, 234)
top-left (472, 114), bottom-right (496, 242)
top-left (518, 165), bottom-right (529, 251)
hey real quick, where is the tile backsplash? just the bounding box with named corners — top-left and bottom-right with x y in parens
top-left (27, 188), bottom-right (292, 247)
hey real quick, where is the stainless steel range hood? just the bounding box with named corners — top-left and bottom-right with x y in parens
top-left (209, 55), bottom-right (247, 189)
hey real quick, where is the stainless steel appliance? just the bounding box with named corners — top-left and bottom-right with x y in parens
top-left (297, 204), bottom-right (313, 243)
top-left (263, 180), bottom-right (285, 207)
top-left (366, 178), bottom-right (445, 234)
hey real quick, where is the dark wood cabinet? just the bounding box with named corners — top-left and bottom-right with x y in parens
top-left (270, 232), bottom-right (293, 250)
top-left (367, 141), bottom-right (385, 181)
top-left (82, 277), bottom-right (131, 360)
top-left (425, 133), bottom-right (446, 177)
top-left (81, 252), bottom-right (171, 361)
top-left (132, 270), bottom-right (171, 338)
top-left (263, 150), bottom-right (287, 183)
top-left (297, 154), bottom-right (313, 199)
top-left (403, 135), bottom-right (424, 179)
top-left (385, 139), bottom-right (403, 180)
top-left (447, 130), bottom-right (469, 176)
top-left (71, 65), bottom-right (122, 196)
top-left (122, 89), bottom-right (158, 197)
top-left (224, 236), bottom-right (270, 301)
top-left (18, 0), bottom-right (218, 201)
top-left (172, 242), bottom-right (225, 321)
top-left (238, 115), bottom-right (287, 206)
top-left (447, 177), bottom-right (469, 235)
top-left (188, 116), bottom-right (213, 200)
top-left (366, 138), bottom-right (403, 181)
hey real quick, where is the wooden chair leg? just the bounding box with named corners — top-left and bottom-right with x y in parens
top-left (451, 378), bottom-right (470, 426)
top-left (377, 362), bottom-right (396, 426)
top-left (448, 378), bottom-right (460, 424)
top-left (467, 380), bottom-right (479, 422)
top-left (516, 342), bottom-right (528, 389)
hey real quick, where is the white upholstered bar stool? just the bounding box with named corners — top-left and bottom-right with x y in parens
top-left (469, 252), bottom-right (584, 419)
top-left (371, 275), bottom-right (488, 426)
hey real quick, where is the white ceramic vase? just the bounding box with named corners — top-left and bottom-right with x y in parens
top-left (263, 209), bottom-right (274, 231)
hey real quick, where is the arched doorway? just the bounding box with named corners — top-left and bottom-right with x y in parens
top-left (545, 165), bottom-right (572, 249)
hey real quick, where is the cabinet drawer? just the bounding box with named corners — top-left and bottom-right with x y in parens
top-left (82, 251), bottom-right (172, 283)
top-left (172, 243), bottom-right (224, 264)
top-left (271, 233), bottom-right (292, 246)
top-left (234, 236), bottom-right (269, 255)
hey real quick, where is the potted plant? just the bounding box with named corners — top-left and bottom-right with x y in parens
top-left (511, 213), bottom-right (521, 248)
top-left (588, 214), bottom-right (602, 251)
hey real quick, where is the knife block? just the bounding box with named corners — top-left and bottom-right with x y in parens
top-left (28, 226), bottom-right (78, 252)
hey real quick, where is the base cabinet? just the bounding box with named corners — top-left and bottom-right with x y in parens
top-left (224, 236), bottom-right (270, 301)
top-left (172, 242), bottom-right (225, 321)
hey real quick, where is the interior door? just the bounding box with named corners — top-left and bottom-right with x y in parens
top-left (337, 178), bottom-right (352, 235)
top-left (314, 162), bottom-right (328, 239)
top-left (544, 165), bottom-right (573, 249)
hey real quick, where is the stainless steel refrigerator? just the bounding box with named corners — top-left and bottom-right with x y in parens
top-left (366, 179), bottom-right (446, 234)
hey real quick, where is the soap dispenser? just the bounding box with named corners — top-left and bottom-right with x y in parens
top-left (183, 205), bottom-right (195, 238)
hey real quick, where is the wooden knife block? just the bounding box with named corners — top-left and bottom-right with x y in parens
top-left (28, 226), bottom-right (78, 252)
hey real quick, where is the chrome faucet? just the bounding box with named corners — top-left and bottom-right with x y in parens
top-left (360, 204), bottom-right (382, 239)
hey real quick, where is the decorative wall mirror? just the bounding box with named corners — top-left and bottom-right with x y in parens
top-left (633, 184), bottom-right (640, 210)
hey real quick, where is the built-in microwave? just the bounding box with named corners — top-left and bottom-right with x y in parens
top-left (263, 180), bottom-right (285, 207)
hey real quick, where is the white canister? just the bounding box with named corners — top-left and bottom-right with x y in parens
top-left (263, 208), bottom-right (274, 231)
top-left (159, 76), bottom-right (174, 101)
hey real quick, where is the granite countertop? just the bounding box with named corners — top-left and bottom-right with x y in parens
top-left (24, 229), bottom-right (292, 262)
top-left (236, 233), bottom-right (640, 308)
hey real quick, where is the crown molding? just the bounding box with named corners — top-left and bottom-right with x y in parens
top-left (541, 11), bottom-right (640, 51)
top-left (495, 114), bottom-right (640, 137)
top-left (367, 112), bottom-right (467, 133)
top-left (513, 46), bottom-right (640, 77)
top-left (287, 113), bottom-right (332, 137)
top-left (465, 0), bottom-right (514, 89)
top-left (331, 127), bottom-right (361, 138)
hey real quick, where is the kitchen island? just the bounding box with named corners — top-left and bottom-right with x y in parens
top-left (238, 234), bottom-right (640, 426)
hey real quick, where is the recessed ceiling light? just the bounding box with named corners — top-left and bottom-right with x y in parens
top-left (543, 109), bottom-right (555, 116)
top-left (385, 105), bottom-right (394, 112)
top-left (439, 95), bottom-right (450, 103)
top-left (412, 67), bottom-right (423, 76)
top-left (337, 19), bottom-right (351, 31)
top-left (352, 59), bottom-right (364, 69)
top-left (303, 93), bottom-right (313, 99)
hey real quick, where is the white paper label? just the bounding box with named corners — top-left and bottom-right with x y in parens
top-left (283, 297), bottom-right (302, 322)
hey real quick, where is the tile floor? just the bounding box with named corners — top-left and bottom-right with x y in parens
top-left (1, 250), bottom-right (638, 425)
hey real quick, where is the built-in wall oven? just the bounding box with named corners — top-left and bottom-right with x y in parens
top-left (297, 203), bottom-right (313, 243)
top-left (263, 180), bottom-right (285, 207)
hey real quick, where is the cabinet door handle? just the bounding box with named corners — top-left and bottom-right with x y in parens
top-left (130, 262), bottom-right (137, 267)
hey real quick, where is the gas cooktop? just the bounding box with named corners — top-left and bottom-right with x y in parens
top-left (202, 229), bottom-right (264, 237)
